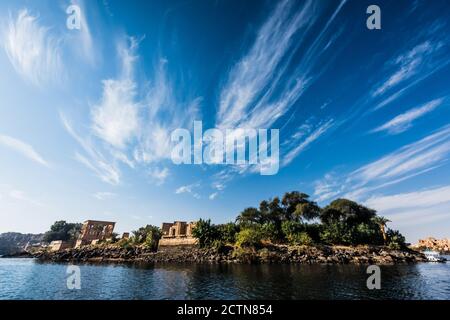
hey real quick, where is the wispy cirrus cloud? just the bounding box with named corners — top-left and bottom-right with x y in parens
top-left (372, 42), bottom-right (436, 98)
top-left (91, 36), bottom-right (140, 149)
top-left (371, 39), bottom-right (448, 111)
top-left (0, 185), bottom-right (43, 207)
top-left (282, 119), bottom-right (334, 167)
top-left (175, 183), bottom-right (201, 199)
top-left (314, 125), bottom-right (450, 203)
top-left (0, 134), bottom-right (49, 167)
top-left (216, 0), bottom-right (347, 131)
top-left (148, 167), bottom-right (170, 185)
top-left (93, 192), bottom-right (116, 200)
top-left (209, 192), bottom-right (218, 200)
top-left (61, 112), bottom-right (120, 185)
top-left (3, 9), bottom-right (63, 86)
top-left (364, 185), bottom-right (450, 229)
top-left (372, 98), bottom-right (444, 134)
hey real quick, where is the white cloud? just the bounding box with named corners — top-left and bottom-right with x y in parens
top-left (282, 120), bottom-right (334, 166)
top-left (215, 0), bottom-right (346, 177)
top-left (209, 192), bottom-right (219, 200)
top-left (0, 134), bottom-right (49, 167)
top-left (148, 167), bottom-right (169, 185)
top-left (133, 60), bottom-right (200, 164)
top-left (91, 37), bottom-right (140, 149)
top-left (3, 9), bottom-right (62, 86)
top-left (372, 98), bottom-right (443, 134)
top-left (314, 125), bottom-right (450, 203)
top-left (93, 192), bottom-right (116, 200)
top-left (365, 185), bottom-right (450, 212)
top-left (61, 112), bottom-right (121, 185)
top-left (175, 183), bottom-right (201, 199)
top-left (363, 186), bottom-right (450, 231)
top-left (0, 186), bottom-right (43, 207)
top-left (372, 42), bottom-right (435, 97)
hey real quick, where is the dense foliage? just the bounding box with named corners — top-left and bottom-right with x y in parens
top-left (131, 225), bottom-right (162, 250)
top-left (43, 221), bottom-right (82, 243)
top-left (192, 191), bottom-right (406, 249)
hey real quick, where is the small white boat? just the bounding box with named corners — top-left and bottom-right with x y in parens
top-left (423, 250), bottom-right (446, 262)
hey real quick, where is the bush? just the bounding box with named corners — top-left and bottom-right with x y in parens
top-left (192, 219), bottom-right (219, 248)
top-left (320, 221), bottom-right (353, 245)
top-left (132, 225), bottom-right (161, 248)
top-left (386, 229), bottom-right (406, 249)
top-left (217, 223), bottom-right (238, 244)
top-left (235, 228), bottom-right (263, 248)
top-left (303, 223), bottom-right (322, 242)
top-left (353, 223), bottom-right (383, 245)
top-left (288, 232), bottom-right (313, 245)
top-left (117, 238), bottom-right (132, 249)
top-left (281, 220), bottom-right (304, 239)
top-left (144, 227), bottom-right (162, 251)
top-left (43, 221), bottom-right (82, 243)
top-left (260, 222), bottom-right (282, 243)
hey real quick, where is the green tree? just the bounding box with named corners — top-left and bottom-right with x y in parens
top-left (235, 207), bottom-right (262, 226)
top-left (372, 216), bottom-right (391, 244)
top-left (320, 199), bottom-right (376, 226)
top-left (386, 229), bottom-right (406, 249)
top-left (217, 223), bottom-right (238, 244)
top-left (235, 228), bottom-right (263, 248)
top-left (294, 202), bottom-right (321, 221)
top-left (43, 221), bottom-right (82, 243)
top-left (192, 219), bottom-right (219, 248)
top-left (132, 225), bottom-right (162, 248)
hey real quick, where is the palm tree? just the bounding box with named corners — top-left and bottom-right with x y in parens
top-left (372, 216), bottom-right (391, 244)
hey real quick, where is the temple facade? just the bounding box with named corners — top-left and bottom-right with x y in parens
top-left (158, 221), bottom-right (197, 248)
top-left (75, 220), bottom-right (116, 248)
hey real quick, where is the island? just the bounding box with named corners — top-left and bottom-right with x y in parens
top-left (6, 191), bottom-right (427, 264)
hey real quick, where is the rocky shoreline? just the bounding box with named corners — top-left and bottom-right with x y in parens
top-left (29, 244), bottom-right (427, 264)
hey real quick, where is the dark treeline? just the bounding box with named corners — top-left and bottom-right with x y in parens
top-left (192, 191), bottom-right (406, 250)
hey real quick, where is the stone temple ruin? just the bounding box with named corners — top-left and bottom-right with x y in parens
top-left (158, 221), bottom-right (197, 248)
top-left (74, 220), bottom-right (116, 248)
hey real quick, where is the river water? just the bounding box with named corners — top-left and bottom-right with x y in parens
top-left (0, 258), bottom-right (449, 299)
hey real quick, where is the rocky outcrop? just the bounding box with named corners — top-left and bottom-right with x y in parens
top-left (0, 232), bottom-right (44, 255)
top-left (411, 237), bottom-right (450, 253)
top-left (33, 244), bottom-right (426, 264)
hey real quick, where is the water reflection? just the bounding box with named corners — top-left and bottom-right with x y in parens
top-left (0, 259), bottom-right (449, 299)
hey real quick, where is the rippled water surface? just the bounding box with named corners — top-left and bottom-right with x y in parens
top-left (0, 258), bottom-right (449, 299)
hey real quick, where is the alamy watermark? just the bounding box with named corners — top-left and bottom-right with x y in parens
top-left (366, 265), bottom-right (381, 290)
top-left (171, 121), bottom-right (279, 175)
top-left (66, 265), bottom-right (81, 290)
top-left (66, 4), bottom-right (81, 30)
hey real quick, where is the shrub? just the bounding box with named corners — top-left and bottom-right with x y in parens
top-left (386, 229), bottom-right (406, 249)
top-left (235, 228), bottom-right (263, 248)
top-left (192, 219), bottom-right (219, 248)
top-left (288, 232), bottom-right (313, 245)
top-left (217, 223), bottom-right (238, 244)
top-left (281, 220), bottom-right (304, 239)
top-left (144, 227), bottom-right (162, 251)
top-left (353, 223), bottom-right (383, 245)
top-left (117, 238), bottom-right (132, 249)
top-left (132, 225), bottom-right (161, 248)
top-left (320, 221), bottom-right (353, 245)
top-left (260, 222), bottom-right (282, 243)
top-left (303, 223), bottom-right (322, 242)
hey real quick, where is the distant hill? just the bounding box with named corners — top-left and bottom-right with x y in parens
top-left (0, 232), bottom-right (44, 255)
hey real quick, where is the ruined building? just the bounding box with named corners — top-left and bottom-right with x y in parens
top-left (158, 221), bottom-right (197, 248)
top-left (75, 220), bottom-right (116, 248)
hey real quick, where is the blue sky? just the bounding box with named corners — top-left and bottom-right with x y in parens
top-left (0, 0), bottom-right (450, 243)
